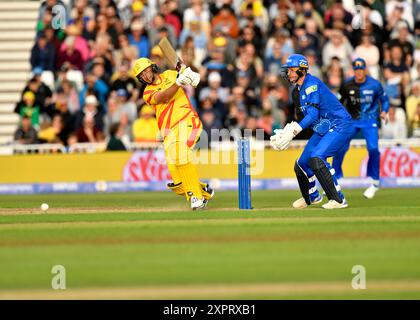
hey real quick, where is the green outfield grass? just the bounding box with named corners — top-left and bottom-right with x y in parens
top-left (0, 189), bottom-right (420, 299)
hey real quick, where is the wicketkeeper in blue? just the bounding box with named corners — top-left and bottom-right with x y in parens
top-left (270, 54), bottom-right (356, 209)
top-left (332, 58), bottom-right (390, 199)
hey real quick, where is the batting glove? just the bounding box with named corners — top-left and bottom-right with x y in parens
top-left (176, 74), bottom-right (192, 86)
top-left (176, 66), bottom-right (197, 87)
top-left (176, 68), bottom-right (192, 86)
top-left (182, 67), bottom-right (200, 87)
top-left (190, 71), bottom-right (200, 88)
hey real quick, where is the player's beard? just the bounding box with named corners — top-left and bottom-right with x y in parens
top-left (285, 69), bottom-right (299, 85)
top-left (290, 70), bottom-right (306, 85)
top-left (288, 75), bottom-right (299, 84)
top-left (140, 72), bottom-right (155, 85)
top-left (147, 73), bottom-right (155, 85)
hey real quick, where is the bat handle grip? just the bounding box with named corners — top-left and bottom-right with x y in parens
top-left (176, 61), bottom-right (186, 72)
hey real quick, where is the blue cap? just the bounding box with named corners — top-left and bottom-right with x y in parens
top-left (117, 88), bottom-right (127, 97)
top-left (282, 54), bottom-right (309, 69)
top-left (352, 58), bottom-right (366, 70)
top-left (32, 67), bottom-right (43, 75)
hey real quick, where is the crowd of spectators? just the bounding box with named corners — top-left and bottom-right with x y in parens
top-left (13, 0), bottom-right (420, 150)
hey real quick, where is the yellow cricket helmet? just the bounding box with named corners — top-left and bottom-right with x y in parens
top-left (133, 57), bottom-right (157, 77)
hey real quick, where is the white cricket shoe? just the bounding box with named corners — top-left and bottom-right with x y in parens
top-left (191, 196), bottom-right (206, 210)
top-left (292, 195), bottom-right (323, 209)
top-left (363, 185), bottom-right (379, 199)
top-left (322, 199), bottom-right (348, 209)
top-left (292, 198), bottom-right (308, 209)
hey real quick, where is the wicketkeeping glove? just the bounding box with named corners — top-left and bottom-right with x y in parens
top-left (275, 122), bottom-right (302, 151)
top-left (269, 129), bottom-right (284, 150)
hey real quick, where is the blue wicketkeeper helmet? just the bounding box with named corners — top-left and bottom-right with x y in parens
top-left (281, 54), bottom-right (309, 83)
top-left (282, 54), bottom-right (309, 69)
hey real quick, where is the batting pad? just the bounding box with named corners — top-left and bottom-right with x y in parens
top-left (176, 163), bottom-right (203, 199)
top-left (168, 181), bottom-right (212, 200)
top-left (165, 140), bottom-right (193, 166)
top-left (167, 163), bottom-right (182, 185)
top-left (167, 182), bottom-right (184, 196)
top-left (199, 182), bottom-right (213, 200)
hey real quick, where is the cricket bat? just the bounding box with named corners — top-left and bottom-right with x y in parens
top-left (158, 37), bottom-right (199, 87)
top-left (158, 37), bottom-right (185, 72)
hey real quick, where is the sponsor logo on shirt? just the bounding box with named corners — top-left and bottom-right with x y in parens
top-left (305, 85), bottom-right (317, 95)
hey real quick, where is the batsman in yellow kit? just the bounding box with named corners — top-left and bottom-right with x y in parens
top-left (133, 58), bottom-right (214, 210)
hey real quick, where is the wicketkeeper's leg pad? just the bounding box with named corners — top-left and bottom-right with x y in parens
top-left (294, 161), bottom-right (311, 205)
top-left (309, 157), bottom-right (343, 203)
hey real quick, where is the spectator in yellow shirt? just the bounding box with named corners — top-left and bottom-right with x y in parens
top-left (38, 114), bottom-right (63, 144)
top-left (132, 105), bottom-right (160, 142)
top-left (406, 81), bottom-right (420, 124)
top-left (411, 103), bottom-right (420, 138)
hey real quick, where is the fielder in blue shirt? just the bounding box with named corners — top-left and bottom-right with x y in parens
top-left (271, 54), bottom-right (356, 209)
top-left (332, 58), bottom-right (390, 199)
